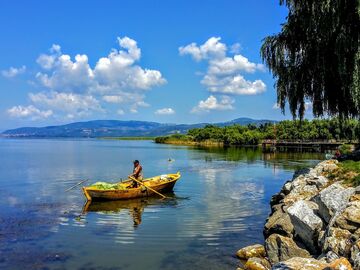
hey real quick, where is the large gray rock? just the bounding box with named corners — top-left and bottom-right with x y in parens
top-left (264, 209), bottom-right (294, 238)
top-left (265, 234), bottom-right (311, 264)
top-left (312, 182), bottom-right (355, 223)
top-left (287, 200), bottom-right (323, 253)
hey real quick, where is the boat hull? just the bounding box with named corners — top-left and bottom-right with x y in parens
top-left (82, 173), bottom-right (180, 201)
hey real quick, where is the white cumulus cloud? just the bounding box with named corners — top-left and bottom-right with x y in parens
top-left (191, 95), bottom-right (234, 113)
top-left (1, 66), bottom-right (26, 78)
top-left (180, 37), bottom-right (266, 96)
top-left (155, 108), bottom-right (175, 115)
top-left (179, 37), bottom-right (227, 61)
top-left (29, 91), bottom-right (103, 118)
top-left (7, 105), bottom-right (53, 120)
top-left (202, 74), bottom-right (266, 95)
top-left (36, 37), bottom-right (166, 94)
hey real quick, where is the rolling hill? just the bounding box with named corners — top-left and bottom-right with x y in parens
top-left (1, 118), bottom-right (276, 138)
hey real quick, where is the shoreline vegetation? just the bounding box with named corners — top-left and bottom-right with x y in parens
top-left (98, 137), bottom-right (156, 140)
top-left (155, 119), bottom-right (360, 149)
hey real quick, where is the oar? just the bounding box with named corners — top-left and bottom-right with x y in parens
top-left (129, 176), bottom-right (168, 199)
top-left (66, 179), bottom-right (88, 192)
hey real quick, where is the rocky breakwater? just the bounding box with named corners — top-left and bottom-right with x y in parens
top-left (236, 159), bottom-right (360, 270)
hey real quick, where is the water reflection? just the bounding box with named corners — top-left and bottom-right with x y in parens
top-left (193, 146), bottom-right (325, 172)
top-left (82, 194), bottom-right (178, 229)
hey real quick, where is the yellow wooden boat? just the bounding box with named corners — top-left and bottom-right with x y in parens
top-left (82, 172), bottom-right (181, 201)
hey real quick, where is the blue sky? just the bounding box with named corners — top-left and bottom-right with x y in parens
top-left (0, 0), bottom-right (302, 130)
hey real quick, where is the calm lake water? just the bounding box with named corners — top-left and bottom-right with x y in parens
top-left (0, 139), bottom-right (324, 270)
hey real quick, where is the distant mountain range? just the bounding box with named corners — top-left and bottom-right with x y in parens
top-left (1, 118), bottom-right (276, 138)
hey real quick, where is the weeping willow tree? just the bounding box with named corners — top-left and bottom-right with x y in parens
top-left (261, 0), bottom-right (360, 120)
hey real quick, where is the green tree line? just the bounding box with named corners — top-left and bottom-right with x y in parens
top-left (155, 119), bottom-right (360, 146)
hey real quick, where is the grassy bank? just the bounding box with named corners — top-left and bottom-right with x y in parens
top-left (155, 135), bottom-right (224, 146)
top-left (99, 137), bottom-right (155, 140)
top-left (326, 160), bottom-right (360, 186)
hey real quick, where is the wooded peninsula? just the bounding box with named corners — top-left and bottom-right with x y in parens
top-left (155, 119), bottom-right (360, 146)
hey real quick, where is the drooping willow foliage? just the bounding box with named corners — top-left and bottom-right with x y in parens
top-left (261, 0), bottom-right (360, 120)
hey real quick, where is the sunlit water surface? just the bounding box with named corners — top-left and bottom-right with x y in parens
top-left (0, 139), bottom-right (324, 270)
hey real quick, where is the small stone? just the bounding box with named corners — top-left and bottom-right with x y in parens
top-left (271, 257), bottom-right (328, 270)
top-left (244, 257), bottom-right (271, 270)
top-left (265, 234), bottom-right (311, 264)
top-left (236, 244), bottom-right (266, 259)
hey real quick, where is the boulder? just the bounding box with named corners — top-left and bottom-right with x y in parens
top-left (341, 200), bottom-right (360, 225)
top-left (271, 257), bottom-right (328, 270)
top-left (265, 234), bottom-right (311, 264)
top-left (323, 227), bottom-right (352, 257)
top-left (264, 209), bottom-right (294, 238)
top-left (287, 200), bottom-right (323, 253)
top-left (283, 185), bottom-right (319, 205)
top-left (244, 257), bottom-right (271, 270)
top-left (312, 183), bottom-right (354, 223)
top-left (236, 244), bottom-right (266, 259)
top-left (312, 159), bottom-right (339, 174)
top-left (335, 200), bottom-right (360, 233)
top-left (328, 257), bottom-right (353, 270)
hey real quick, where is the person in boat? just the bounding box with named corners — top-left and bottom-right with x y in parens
top-left (128, 160), bottom-right (143, 188)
